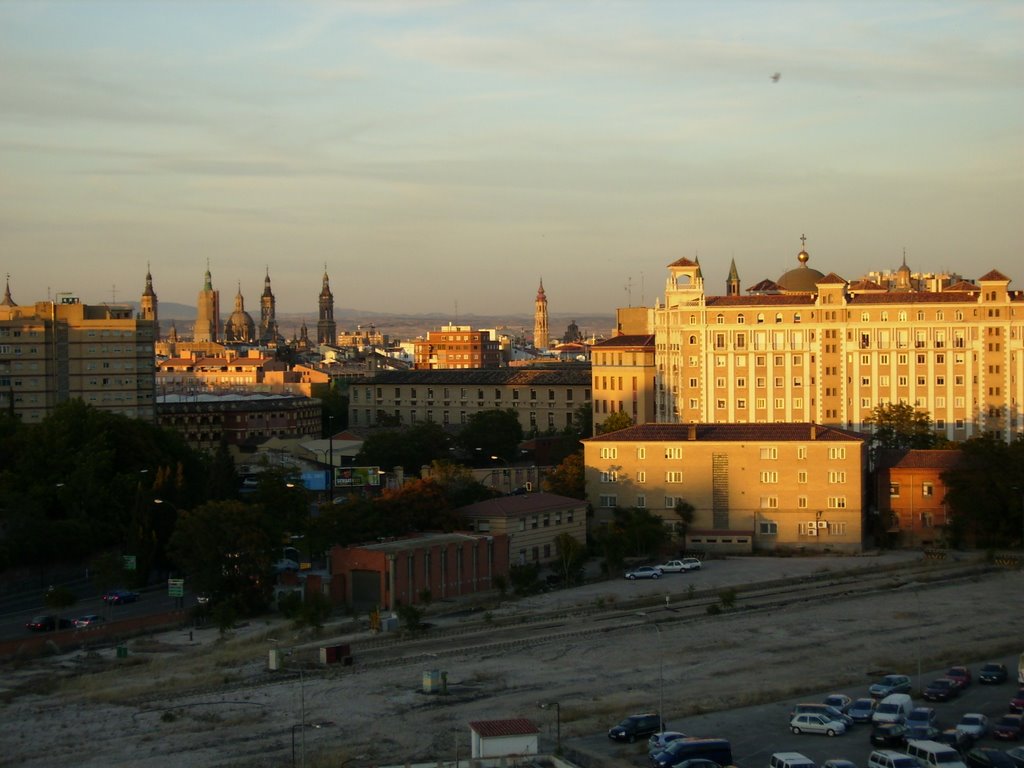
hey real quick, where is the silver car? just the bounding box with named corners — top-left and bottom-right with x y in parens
top-left (790, 713), bottom-right (847, 737)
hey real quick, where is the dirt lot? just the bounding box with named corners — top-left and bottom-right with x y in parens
top-left (1, 552), bottom-right (1021, 768)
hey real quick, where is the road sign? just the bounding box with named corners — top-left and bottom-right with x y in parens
top-left (123, 555), bottom-right (137, 571)
top-left (167, 578), bottom-right (184, 598)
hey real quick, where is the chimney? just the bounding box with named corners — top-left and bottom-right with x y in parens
top-left (810, 424), bottom-right (817, 440)
top-left (688, 424), bottom-right (697, 441)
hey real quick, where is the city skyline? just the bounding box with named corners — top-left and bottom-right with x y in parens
top-left (2, 1), bottom-right (1021, 314)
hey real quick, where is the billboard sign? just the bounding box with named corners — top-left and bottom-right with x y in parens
top-left (334, 466), bottom-right (382, 487)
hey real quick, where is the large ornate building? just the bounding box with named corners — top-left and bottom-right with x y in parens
top-left (649, 239), bottom-right (1022, 442)
top-left (317, 267), bottom-right (336, 346)
top-left (193, 263), bottom-right (221, 343)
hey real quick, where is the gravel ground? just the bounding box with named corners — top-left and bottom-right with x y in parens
top-left (1, 551), bottom-right (1021, 768)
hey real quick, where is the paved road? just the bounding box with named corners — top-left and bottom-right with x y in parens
top-left (569, 654), bottom-right (1022, 767)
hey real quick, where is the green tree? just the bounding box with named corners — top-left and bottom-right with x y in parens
top-left (596, 411), bottom-right (633, 435)
top-left (356, 421), bottom-right (453, 474)
top-left (552, 532), bottom-right (587, 586)
top-left (612, 506), bottom-right (668, 559)
top-left (168, 500), bottom-right (278, 616)
top-left (943, 434), bottom-right (1024, 548)
top-left (673, 499), bottom-right (696, 543)
top-left (429, 460), bottom-right (498, 507)
top-left (544, 451), bottom-right (586, 499)
top-left (865, 403), bottom-right (942, 453)
top-left (457, 409), bottom-right (524, 462)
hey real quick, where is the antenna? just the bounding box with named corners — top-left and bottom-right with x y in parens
top-left (625, 276), bottom-right (632, 307)
top-left (111, 284), bottom-right (117, 303)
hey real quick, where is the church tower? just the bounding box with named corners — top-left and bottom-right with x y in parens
top-left (259, 267), bottom-right (279, 344)
top-left (1, 274), bottom-right (15, 307)
top-left (726, 258), bottom-right (741, 296)
top-left (193, 262), bottom-right (220, 343)
top-left (140, 264), bottom-right (159, 339)
top-left (533, 278), bottom-right (549, 350)
top-left (317, 266), bottom-right (336, 345)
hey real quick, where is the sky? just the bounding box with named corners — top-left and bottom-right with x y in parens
top-left (1, 1), bottom-right (1022, 317)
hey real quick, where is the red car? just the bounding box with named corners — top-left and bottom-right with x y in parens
top-left (946, 666), bottom-right (972, 689)
top-left (1010, 688), bottom-right (1024, 714)
top-left (993, 713), bottom-right (1024, 741)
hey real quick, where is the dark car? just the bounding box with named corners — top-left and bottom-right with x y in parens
top-left (72, 614), bottom-right (106, 629)
top-left (993, 714), bottom-right (1024, 741)
top-left (609, 713), bottom-right (662, 742)
top-left (25, 615), bottom-right (72, 632)
top-left (906, 707), bottom-right (939, 730)
top-left (1006, 746), bottom-right (1024, 768)
top-left (871, 722), bottom-right (909, 747)
top-left (979, 663), bottom-right (1010, 684)
top-left (849, 697), bottom-right (878, 723)
top-left (966, 748), bottom-right (1017, 768)
top-left (102, 589), bottom-right (140, 605)
top-left (923, 678), bottom-right (961, 702)
top-left (870, 674), bottom-right (913, 698)
top-left (935, 727), bottom-right (974, 752)
top-left (904, 723), bottom-right (941, 742)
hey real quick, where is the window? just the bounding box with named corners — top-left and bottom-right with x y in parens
top-left (798, 470), bottom-right (808, 484)
top-left (827, 496), bottom-right (847, 509)
top-left (759, 496), bottom-right (778, 509)
top-left (829, 471), bottom-right (846, 483)
top-left (759, 447), bottom-right (778, 460)
top-left (827, 521), bottom-right (847, 535)
top-left (664, 447), bottom-right (683, 459)
top-left (636, 447), bottom-right (646, 459)
top-left (636, 495), bottom-right (646, 508)
top-left (759, 521), bottom-right (778, 535)
top-left (828, 447), bottom-right (846, 460)
top-left (760, 471), bottom-right (778, 484)
top-left (598, 495), bottom-right (617, 508)
top-left (665, 471), bottom-right (684, 483)
top-left (922, 482), bottom-right (934, 497)
top-left (798, 496), bottom-right (808, 508)
top-left (599, 447), bottom-right (618, 459)
top-left (636, 471), bottom-right (646, 483)
top-left (600, 471), bottom-right (618, 483)
top-left (663, 497), bottom-right (677, 509)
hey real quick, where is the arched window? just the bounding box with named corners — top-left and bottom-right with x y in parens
top-left (757, 313), bottom-right (765, 324)
top-left (861, 312), bottom-right (870, 322)
top-left (955, 310), bottom-right (963, 321)
top-left (916, 310), bottom-right (925, 321)
top-left (898, 311), bottom-right (907, 322)
top-left (794, 313), bottom-right (802, 324)
top-left (688, 335), bottom-right (697, 345)
top-left (775, 313), bottom-right (783, 324)
top-left (716, 313), bottom-right (725, 324)
top-left (737, 314), bottom-right (745, 325)
top-left (881, 311), bottom-right (889, 322)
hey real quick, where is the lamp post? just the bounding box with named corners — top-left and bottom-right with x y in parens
top-left (291, 720), bottom-right (333, 768)
top-left (538, 701), bottom-right (561, 754)
top-left (636, 613), bottom-right (665, 733)
top-left (490, 454), bottom-right (512, 494)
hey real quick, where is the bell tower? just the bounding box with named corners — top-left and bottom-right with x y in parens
top-left (317, 266), bottom-right (336, 345)
top-left (533, 278), bottom-right (549, 350)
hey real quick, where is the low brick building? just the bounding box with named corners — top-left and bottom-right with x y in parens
top-left (329, 532), bottom-right (509, 611)
top-left (876, 448), bottom-right (964, 547)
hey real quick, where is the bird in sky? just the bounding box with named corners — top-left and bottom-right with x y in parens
top-left (771, 72), bottom-right (781, 82)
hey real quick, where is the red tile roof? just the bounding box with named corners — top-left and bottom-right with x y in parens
top-left (706, 295), bottom-right (816, 307)
top-left (747, 278), bottom-right (781, 292)
top-left (667, 257), bottom-right (699, 268)
top-left (457, 492), bottom-right (587, 518)
top-left (877, 448), bottom-right (964, 470)
top-left (847, 292), bottom-right (971, 304)
top-left (469, 719), bottom-right (539, 737)
top-left (848, 279), bottom-right (884, 291)
top-left (585, 422), bottom-right (865, 443)
top-left (817, 272), bottom-right (848, 285)
top-left (978, 269), bottom-right (1010, 282)
top-left (945, 280), bottom-right (979, 292)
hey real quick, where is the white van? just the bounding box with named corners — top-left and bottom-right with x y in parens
top-left (905, 740), bottom-right (968, 768)
top-left (770, 753), bottom-right (817, 768)
top-left (872, 693), bottom-right (913, 724)
top-left (868, 751), bottom-right (919, 768)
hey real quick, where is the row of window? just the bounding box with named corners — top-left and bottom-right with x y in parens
top-left (598, 446), bottom-right (846, 461)
top-left (599, 469), bottom-right (848, 485)
top-left (758, 520), bottom-right (848, 535)
top-left (597, 494), bottom-right (847, 509)
top-left (889, 482), bottom-right (935, 497)
top-left (352, 387), bottom-right (586, 402)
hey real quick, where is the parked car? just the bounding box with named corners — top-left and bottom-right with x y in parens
top-left (102, 589), bottom-right (139, 605)
top-left (790, 713), bottom-right (847, 737)
top-left (823, 694), bottom-right (853, 713)
top-left (957, 714), bottom-right (989, 740)
top-left (608, 713), bottom-right (662, 742)
top-left (867, 751), bottom-right (918, 768)
top-left (658, 558), bottom-right (702, 572)
top-left (790, 703), bottom-right (854, 727)
top-left (1010, 688), bottom-right (1024, 713)
top-left (904, 724), bottom-right (941, 742)
top-left (979, 663), bottom-right (1010, 684)
top-left (272, 559), bottom-right (300, 573)
top-left (850, 697), bottom-right (879, 723)
top-left (924, 678), bottom-right (961, 702)
top-left (993, 714), bottom-right (1024, 741)
top-left (648, 731), bottom-right (688, 754)
top-left (870, 674), bottom-right (912, 698)
top-left (25, 615), bottom-right (72, 632)
top-left (965, 748), bottom-right (1017, 768)
top-left (870, 722), bottom-right (909, 747)
top-left (625, 566), bottom-right (663, 580)
top-left (935, 727), bottom-right (974, 752)
top-left (947, 666), bottom-right (973, 689)
top-left (906, 707), bottom-right (939, 730)
top-left (1005, 746), bottom-right (1024, 768)
top-left (72, 614), bottom-right (105, 629)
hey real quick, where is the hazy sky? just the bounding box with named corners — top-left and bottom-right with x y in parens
top-left (1, 1), bottom-right (1022, 316)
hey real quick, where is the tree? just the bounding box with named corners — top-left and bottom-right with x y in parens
top-left (673, 499), bottom-right (696, 544)
top-left (552, 532), bottom-right (587, 586)
top-left (457, 409), bottom-right (524, 462)
top-left (375, 478), bottom-right (464, 534)
top-left (943, 434), bottom-right (1024, 548)
top-left (865, 403), bottom-right (941, 453)
top-left (611, 506), bottom-right (668, 559)
top-left (356, 421), bottom-right (453, 474)
top-left (544, 451), bottom-right (585, 499)
top-left (596, 411), bottom-right (633, 435)
top-left (429, 460), bottom-right (498, 507)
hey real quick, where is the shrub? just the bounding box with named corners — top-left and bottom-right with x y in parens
top-left (718, 587), bottom-right (737, 610)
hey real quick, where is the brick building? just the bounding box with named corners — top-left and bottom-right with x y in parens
top-left (876, 448), bottom-right (963, 547)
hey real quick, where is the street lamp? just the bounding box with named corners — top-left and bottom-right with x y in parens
top-left (490, 455), bottom-right (512, 494)
top-left (636, 612), bottom-right (665, 734)
top-left (538, 701), bottom-right (561, 754)
top-left (291, 721), bottom-right (333, 768)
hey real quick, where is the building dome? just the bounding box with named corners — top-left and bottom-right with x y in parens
top-left (776, 237), bottom-right (824, 293)
top-left (224, 285), bottom-right (256, 343)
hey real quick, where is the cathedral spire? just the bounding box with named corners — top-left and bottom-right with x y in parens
top-left (727, 258), bottom-right (740, 296)
top-left (1, 274), bottom-right (15, 306)
top-left (533, 277), bottom-right (549, 351)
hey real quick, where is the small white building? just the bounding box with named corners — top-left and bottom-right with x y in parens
top-left (469, 719), bottom-right (539, 760)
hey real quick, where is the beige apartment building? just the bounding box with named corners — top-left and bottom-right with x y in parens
top-left (652, 244), bottom-right (1022, 442)
top-left (591, 333), bottom-right (657, 432)
top-left (0, 296), bottom-right (156, 423)
top-left (584, 422), bottom-right (867, 553)
top-left (348, 366), bottom-right (591, 433)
